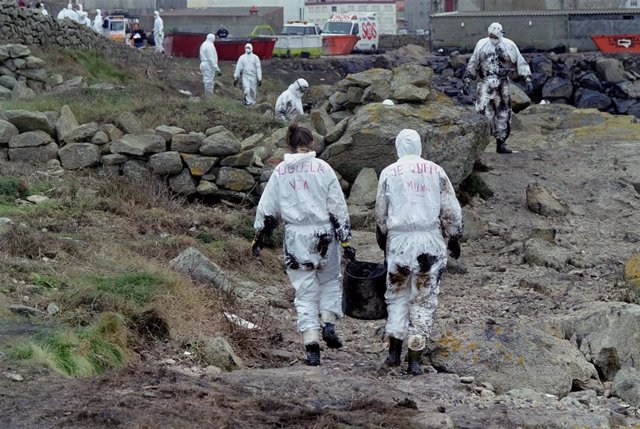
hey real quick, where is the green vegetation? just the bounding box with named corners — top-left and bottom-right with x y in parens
top-left (70, 50), bottom-right (131, 84)
top-left (8, 313), bottom-right (129, 376)
top-left (90, 271), bottom-right (164, 307)
top-left (0, 176), bottom-right (29, 205)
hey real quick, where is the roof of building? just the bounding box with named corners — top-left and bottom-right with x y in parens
top-left (305, 0), bottom-right (394, 4)
top-left (432, 9), bottom-right (640, 18)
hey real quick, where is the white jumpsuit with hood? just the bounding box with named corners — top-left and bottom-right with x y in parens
top-left (375, 129), bottom-right (463, 351)
top-left (153, 11), bottom-right (164, 53)
top-left (57, 4), bottom-right (77, 22)
top-left (234, 43), bottom-right (262, 106)
top-left (463, 22), bottom-right (531, 143)
top-left (254, 150), bottom-right (351, 344)
top-left (199, 34), bottom-right (219, 95)
top-left (76, 4), bottom-right (90, 26)
top-left (92, 10), bottom-right (103, 34)
top-left (275, 79), bottom-right (308, 122)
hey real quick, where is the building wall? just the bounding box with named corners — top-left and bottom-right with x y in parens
top-left (404, 0), bottom-right (432, 33)
top-left (161, 12), bottom-right (282, 36)
top-left (430, 12), bottom-right (640, 51)
top-left (82, 0), bottom-right (187, 14)
top-left (303, 1), bottom-right (397, 34)
top-left (187, 0), bottom-right (304, 22)
top-left (457, 0), bottom-right (629, 11)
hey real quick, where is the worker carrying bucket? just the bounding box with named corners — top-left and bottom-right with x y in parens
top-left (374, 129), bottom-right (463, 376)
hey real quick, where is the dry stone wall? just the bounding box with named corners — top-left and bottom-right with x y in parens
top-left (0, 1), bottom-right (165, 70)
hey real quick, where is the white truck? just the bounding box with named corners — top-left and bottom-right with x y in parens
top-left (322, 13), bottom-right (380, 53)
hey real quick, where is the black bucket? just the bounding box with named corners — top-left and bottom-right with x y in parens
top-left (342, 260), bottom-right (388, 320)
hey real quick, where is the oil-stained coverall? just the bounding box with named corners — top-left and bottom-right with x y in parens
top-left (463, 22), bottom-right (531, 153)
top-left (234, 43), bottom-right (262, 106)
top-left (254, 150), bottom-right (351, 345)
top-left (275, 78), bottom-right (309, 122)
top-left (375, 129), bottom-right (463, 373)
top-left (199, 34), bottom-right (219, 95)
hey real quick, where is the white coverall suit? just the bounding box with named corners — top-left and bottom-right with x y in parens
top-left (153, 11), bottom-right (164, 53)
top-left (57, 4), bottom-right (77, 22)
top-left (199, 34), bottom-right (219, 95)
top-left (275, 78), bottom-right (308, 122)
top-left (92, 10), bottom-right (103, 34)
top-left (234, 43), bottom-right (262, 106)
top-left (463, 22), bottom-right (531, 144)
top-left (254, 151), bottom-right (351, 344)
top-left (375, 129), bottom-right (463, 351)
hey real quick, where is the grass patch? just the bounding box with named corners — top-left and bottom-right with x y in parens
top-left (8, 313), bottom-right (130, 377)
top-left (0, 176), bottom-right (29, 199)
top-left (89, 271), bottom-right (165, 307)
top-left (69, 50), bottom-right (131, 83)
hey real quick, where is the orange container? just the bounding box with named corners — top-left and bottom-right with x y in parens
top-left (322, 34), bottom-right (360, 56)
top-left (590, 34), bottom-right (640, 53)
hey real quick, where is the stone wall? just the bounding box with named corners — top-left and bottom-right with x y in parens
top-left (0, 1), bottom-right (166, 70)
top-left (379, 34), bottom-right (430, 51)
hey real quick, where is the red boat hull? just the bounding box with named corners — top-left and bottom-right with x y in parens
top-left (168, 33), bottom-right (276, 60)
top-left (322, 34), bottom-right (360, 56)
top-left (590, 34), bottom-right (640, 53)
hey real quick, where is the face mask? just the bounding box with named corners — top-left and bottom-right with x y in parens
top-left (245, 49), bottom-right (251, 54)
top-left (490, 38), bottom-right (499, 45)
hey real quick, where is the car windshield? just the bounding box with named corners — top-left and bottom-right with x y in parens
top-left (111, 21), bottom-right (125, 31)
top-left (322, 22), bottom-right (352, 35)
top-left (281, 26), bottom-right (307, 35)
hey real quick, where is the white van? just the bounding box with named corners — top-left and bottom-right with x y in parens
top-left (322, 13), bottom-right (379, 53)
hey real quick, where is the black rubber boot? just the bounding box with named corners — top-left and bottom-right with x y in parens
top-left (384, 337), bottom-right (403, 367)
top-left (322, 323), bottom-right (343, 349)
top-left (305, 343), bottom-right (321, 366)
top-left (407, 349), bottom-right (423, 375)
top-left (496, 139), bottom-right (513, 154)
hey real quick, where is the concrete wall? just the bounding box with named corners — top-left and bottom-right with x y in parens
top-left (457, 0), bottom-right (628, 11)
top-left (161, 13), bottom-right (283, 36)
top-left (82, 0), bottom-right (187, 14)
top-left (430, 12), bottom-right (640, 51)
top-left (188, 0), bottom-right (304, 22)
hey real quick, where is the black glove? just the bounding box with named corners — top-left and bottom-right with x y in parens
top-left (342, 243), bottom-right (356, 261)
top-left (375, 225), bottom-right (387, 252)
top-left (258, 79), bottom-right (262, 87)
top-left (461, 81), bottom-right (471, 96)
top-left (303, 102), bottom-right (313, 114)
top-left (524, 79), bottom-right (533, 95)
top-left (447, 238), bottom-right (461, 260)
top-left (251, 240), bottom-right (261, 257)
top-left (233, 78), bottom-right (238, 87)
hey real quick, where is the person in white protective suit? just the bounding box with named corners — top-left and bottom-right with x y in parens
top-left (57, 3), bottom-right (77, 22)
top-left (92, 9), bottom-right (103, 34)
top-left (199, 34), bottom-right (220, 96)
top-left (35, 2), bottom-right (48, 16)
top-left (233, 43), bottom-right (262, 106)
top-left (153, 11), bottom-right (164, 53)
top-left (375, 129), bottom-right (463, 375)
top-left (275, 78), bottom-right (310, 122)
top-left (252, 124), bottom-right (356, 366)
top-left (76, 4), bottom-right (91, 27)
top-left (462, 22), bottom-right (532, 154)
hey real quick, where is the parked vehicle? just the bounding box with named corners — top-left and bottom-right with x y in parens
top-left (272, 21), bottom-right (323, 58)
top-left (322, 13), bottom-right (379, 53)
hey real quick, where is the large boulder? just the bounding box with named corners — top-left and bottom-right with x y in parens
top-left (111, 134), bottom-right (166, 156)
top-left (0, 119), bottom-right (20, 145)
top-left (58, 143), bottom-right (101, 169)
top-left (429, 320), bottom-right (600, 397)
top-left (5, 109), bottom-right (54, 134)
top-left (320, 100), bottom-right (489, 186)
top-left (544, 302), bottom-right (640, 381)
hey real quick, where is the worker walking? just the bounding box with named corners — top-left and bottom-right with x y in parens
top-left (462, 22), bottom-right (532, 154)
top-left (252, 123), bottom-right (355, 366)
top-left (199, 33), bottom-right (220, 96)
top-left (153, 11), bottom-right (164, 53)
top-left (275, 78), bottom-right (309, 122)
top-left (234, 43), bottom-right (262, 106)
top-left (375, 129), bottom-right (463, 375)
